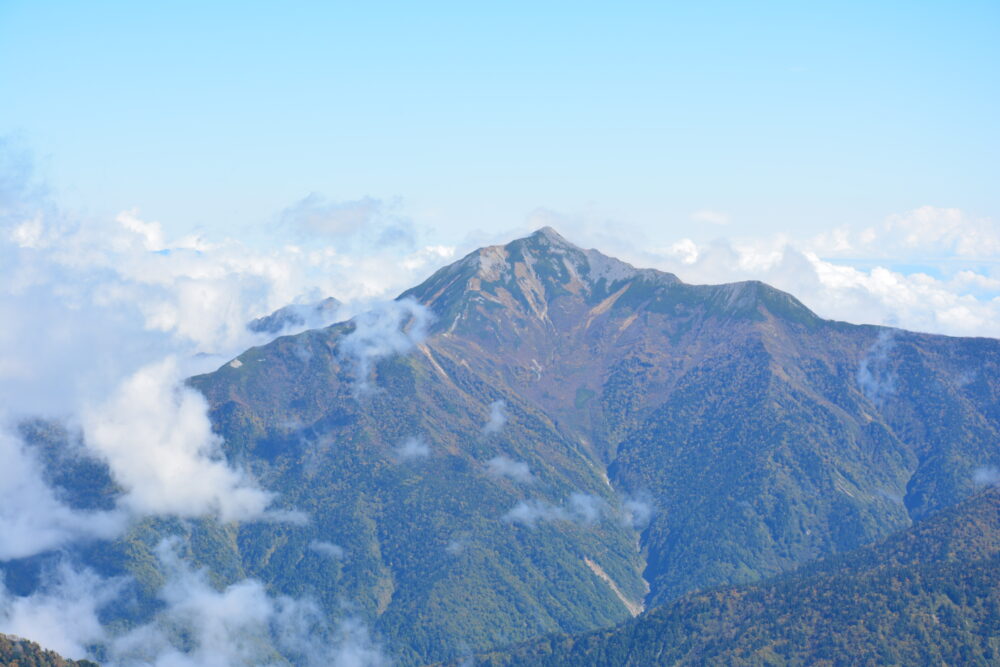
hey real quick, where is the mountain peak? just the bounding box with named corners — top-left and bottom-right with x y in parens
top-left (400, 228), bottom-right (679, 336)
top-left (528, 225), bottom-right (575, 247)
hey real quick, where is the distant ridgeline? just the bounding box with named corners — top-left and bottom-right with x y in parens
top-left (7, 228), bottom-right (1000, 664)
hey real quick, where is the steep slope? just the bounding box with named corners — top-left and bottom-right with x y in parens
top-left (475, 487), bottom-right (1000, 666)
top-left (5, 228), bottom-right (1000, 664)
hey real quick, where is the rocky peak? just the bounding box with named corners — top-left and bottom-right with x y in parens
top-left (403, 228), bottom-right (673, 332)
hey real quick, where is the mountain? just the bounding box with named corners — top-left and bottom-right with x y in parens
top-left (0, 634), bottom-right (99, 667)
top-left (475, 486), bottom-right (1000, 665)
top-left (398, 226), bottom-right (1000, 603)
top-left (247, 296), bottom-right (341, 335)
top-left (5, 228), bottom-right (1000, 664)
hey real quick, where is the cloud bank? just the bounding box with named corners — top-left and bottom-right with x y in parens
top-left (0, 540), bottom-right (390, 666)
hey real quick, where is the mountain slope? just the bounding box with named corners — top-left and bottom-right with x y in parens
top-left (403, 227), bottom-right (1000, 602)
top-left (475, 487), bottom-right (1000, 666)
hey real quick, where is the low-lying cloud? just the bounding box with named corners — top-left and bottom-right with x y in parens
top-left (486, 455), bottom-right (533, 483)
top-left (856, 330), bottom-right (897, 405)
top-left (393, 435), bottom-right (431, 461)
top-left (0, 560), bottom-right (119, 658)
top-left (0, 425), bottom-right (126, 560)
top-left (503, 492), bottom-right (607, 528)
top-left (83, 358), bottom-right (276, 522)
top-left (620, 494), bottom-right (654, 530)
top-left (481, 400), bottom-right (507, 434)
top-left (340, 298), bottom-right (432, 388)
top-left (1, 540), bottom-right (390, 666)
top-left (973, 466), bottom-right (1000, 487)
top-left (310, 541), bottom-right (346, 560)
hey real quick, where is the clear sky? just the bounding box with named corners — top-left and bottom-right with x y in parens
top-left (2, 1), bottom-right (998, 240)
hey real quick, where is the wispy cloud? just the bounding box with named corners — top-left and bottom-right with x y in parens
top-left (340, 298), bottom-right (432, 389)
top-left (856, 330), bottom-right (897, 405)
top-left (107, 540), bottom-right (389, 667)
top-left (1, 540), bottom-right (389, 666)
top-left (393, 435), bottom-right (431, 461)
top-left (0, 560), bottom-right (118, 658)
top-left (973, 466), bottom-right (1000, 487)
top-left (481, 400), bottom-right (507, 435)
top-left (0, 425), bottom-right (126, 560)
top-left (502, 492), bottom-right (607, 528)
top-left (309, 541), bottom-right (346, 560)
top-left (280, 193), bottom-right (416, 251)
top-left (486, 455), bottom-right (533, 483)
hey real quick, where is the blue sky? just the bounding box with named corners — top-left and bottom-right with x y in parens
top-left (2, 1), bottom-right (998, 243)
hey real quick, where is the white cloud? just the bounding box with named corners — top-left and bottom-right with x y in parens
top-left (661, 238), bottom-right (699, 265)
top-left (502, 499), bottom-right (568, 527)
top-left (615, 227), bottom-right (1000, 338)
top-left (973, 466), bottom-right (1000, 487)
top-left (82, 358), bottom-right (275, 523)
top-left (107, 540), bottom-right (388, 667)
top-left (502, 493), bottom-right (607, 528)
top-left (393, 435), bottom-right (431, 461)
top-left (482, 400), bottom-right (507, 435)
top-left (0, 561), bottom-right (118, 659)
top-left (310, 541), bottom-right (346, 559)
top-left (0, 425), bottom-right (126, 560)
top-left (340, 298), bottom-right (432, 388)
top-left (620, 495), bottom-right (653, 530)
top-left (280, 193), bottom-right (416, 251)
top-left (1, 540), bottom-right (389, 666)
top-left (486, 455), bottom-right (533, 483)
top-left (856, 330), bottom-right (897, 405)
top-left (883, 206), bottom-right (1000, 258)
